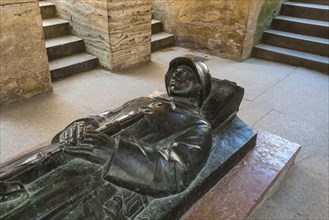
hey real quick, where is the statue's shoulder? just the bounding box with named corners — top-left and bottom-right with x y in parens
top-left (125, 96), bottom-right (153, 105)
top-left (201, 78), bottom-right (244, 130)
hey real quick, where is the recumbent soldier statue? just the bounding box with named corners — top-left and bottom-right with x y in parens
top-left (0, 57), bottom-right (253, 219)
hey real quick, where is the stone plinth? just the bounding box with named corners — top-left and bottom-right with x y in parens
top-left (181, 130), bottom-right (301, 220)
top-left (108, 0), bottom-right (152, 71)
top-left (48, 0), bottom-right (152, 71)
top-left (0, 0), bottom-right (52, 105)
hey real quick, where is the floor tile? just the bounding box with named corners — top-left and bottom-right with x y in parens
top-left (269, 164), bottom-right (329, 219)
top-left (238, 101), bottom-right (273, 127)
top-left (254, 110), bottom-right (328, 161)
top-left (255, 67), bottom-right (329, 126)
top-left (250, 199), bottom-right (303, 220)
top-left (205, 58), bottom-right (296, 101)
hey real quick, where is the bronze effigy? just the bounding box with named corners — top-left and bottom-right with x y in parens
top-left (0, 57), bottom-right (256, 219)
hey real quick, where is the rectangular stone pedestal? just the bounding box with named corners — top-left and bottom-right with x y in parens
top-left (181, 130), bottom-right (301, 220)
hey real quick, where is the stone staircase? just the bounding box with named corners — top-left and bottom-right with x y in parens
top-left (253, 0), bottom-right (329, 73)
top-left (39, 1), bottom-right (98, 80)
top-left (151, 19), bottom-right (175, 52)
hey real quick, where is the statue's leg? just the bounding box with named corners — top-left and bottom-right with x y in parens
top-left (0, 181), bottom-right (29, 218)
top-left (0, 144), bottom-right (69, 218)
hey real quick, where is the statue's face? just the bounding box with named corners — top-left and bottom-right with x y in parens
top-left (169, 65), bottom-right (198, 96)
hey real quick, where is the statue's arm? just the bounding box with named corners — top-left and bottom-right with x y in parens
top-left (103, 120), bottom-right (212, 196)
top-left (51, 98), bottom-right (146, 144)
top-left (97, 98), bottom-right (144, 120)
top-left (51, 116), bottom-right (104, 144)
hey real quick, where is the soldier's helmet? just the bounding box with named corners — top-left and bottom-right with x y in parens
top-left (165, 57), bottom-right (211, 106)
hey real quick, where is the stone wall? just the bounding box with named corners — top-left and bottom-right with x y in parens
top-left (0, 0), bottom-right (52, 105)
top-left (48, 0), bottom-right (152, 71)
top-left (254, 0), bottom-right (284, 45)
top-left (152, 0), bottom-right (280, 61)
top-left (242, 0), bottom-right (265, 60)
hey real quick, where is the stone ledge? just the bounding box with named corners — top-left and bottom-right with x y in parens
top-left (181, 130), bottom-right (301, 220)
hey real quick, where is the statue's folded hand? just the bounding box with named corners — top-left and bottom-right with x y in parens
top-left (60, 122), bottom-right (115, 164)
top-left (59, 121), bottom-right (87, 146)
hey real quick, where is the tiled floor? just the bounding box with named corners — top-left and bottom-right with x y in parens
top-left (1, 47), bottom-right (328, 219)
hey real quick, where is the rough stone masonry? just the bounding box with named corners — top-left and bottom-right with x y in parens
top-left (0, 0), bottom-right (52, 105)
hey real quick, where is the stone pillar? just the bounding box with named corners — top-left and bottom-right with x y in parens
top-left (107, 0), bottom-right (152, 71)
top-left (1, 0), bottom-right (52, 105)
top-left (48, 0), bottom-right (152, 71)
top-left (48, 0), bottom-right (111, 69)
top-left (241, 1), bottom-right (265, 60)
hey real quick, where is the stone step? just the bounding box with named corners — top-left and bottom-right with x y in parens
top-left (272, 15), bottom-right (329, 38)
top-left (151, 32), bottom-right (175, 52)
top-left (39, 1), bottom-right (56, 19)
top-left (263, 29), bottom-right (329, 57)
top-left (253, 44), bottom-right (329, 73)
top-left (46, 35), bottom-right (85, 60)
top-left (290, 0), bottom-right (329, 6)
top-left (49, 53), bottom-right (99, 80)
top-left (43, 18), bottom-right (70, 39)
top-left (281, 2), bottom-right (329, 21)
top-left (152, 19), bottom-right (162, 34)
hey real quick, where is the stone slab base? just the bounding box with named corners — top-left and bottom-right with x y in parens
top-left (181, 130), bottom-right (301, 220)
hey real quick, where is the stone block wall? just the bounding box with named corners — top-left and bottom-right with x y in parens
top-left (0, 0), bottom-right (52, 105)
top-left (152, 0), bottom-right (280, 61)
top-left (48, 0), bottom-right (152, 71)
